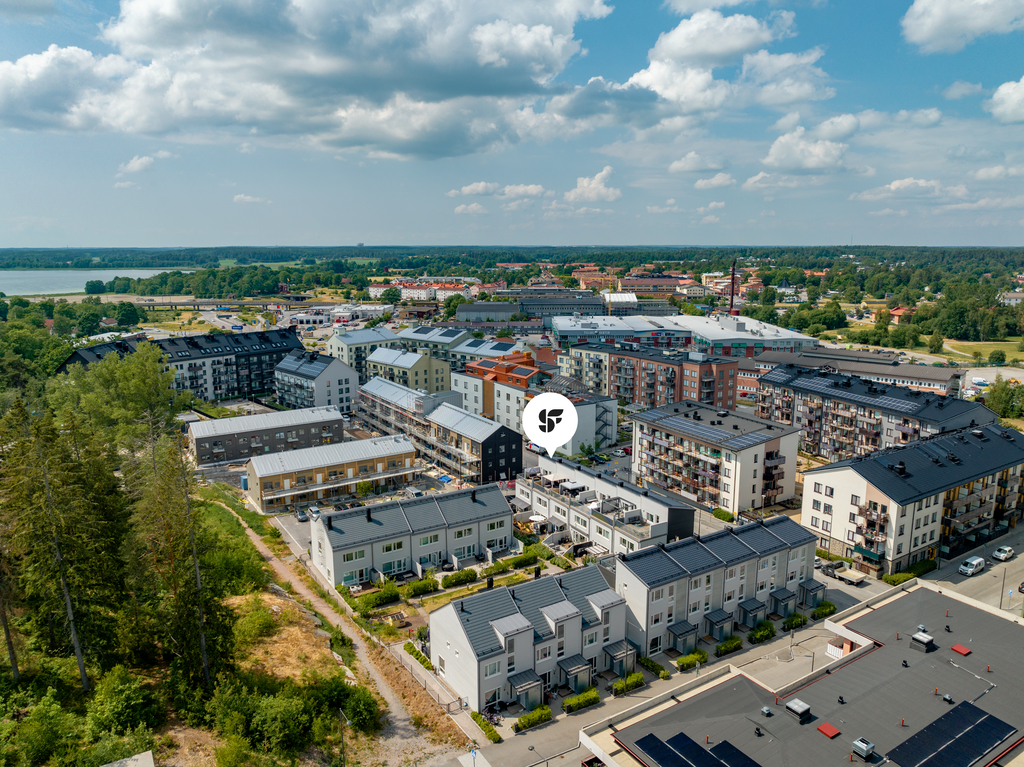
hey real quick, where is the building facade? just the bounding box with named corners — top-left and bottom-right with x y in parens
top-left (366, 347), bottom-right (451, 393)
top-left (244, 434), bottom-right (419, 513)
top-left (395, 326), bottom-right (473, 360)
top-left (802, 424), bottom-right (1024, 575)
top-left (757, 366), bottom-right (996, 461)
top-left (632, 402), bottom-right (799, 516)
top-left (449, 339), bottom-right (526, 368)
top-left (311, 484), bottom-right (514, 587)
top-left (326, 327), bottom-right (400, 384)
top-left (274, 350), bottom-right (358, 410)
top-left (188, 406), bottom-right (348, 466)
top-left (451, 352), bottom-right (550, 423)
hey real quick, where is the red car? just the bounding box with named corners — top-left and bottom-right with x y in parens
top-left (623, 447), bottom-right (632, 456)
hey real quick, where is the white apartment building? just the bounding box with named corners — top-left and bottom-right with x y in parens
top-left (436, 286), bottom-right (472, 301)
top-left (326, 326), bottom-right (400, 384)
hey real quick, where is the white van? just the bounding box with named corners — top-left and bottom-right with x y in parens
top-left (958, 556), bottom-right (986, 576)
top-left (972, 377), bottom-right (990, 386)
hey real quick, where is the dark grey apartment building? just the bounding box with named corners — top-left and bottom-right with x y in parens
top-left (188, 406), bottom-right (348, 465)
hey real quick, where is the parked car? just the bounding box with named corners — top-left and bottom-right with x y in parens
top-left (308, 506), bottom-right (321, 521)
top-left (1019, 581), bottom-right (1024, 594)
top-left (295, 509), bottom-right (309, 523)
top-left (959, 556), bottom-right (986, 576)
top-left (993, 546), bottom-right (1015, 561)
top-left (814, 556), bottom-right (822, 569)
top-left (821, 561), bottom-right (866, 585)
top-left (612, 449), bottom-right (626, 457)
top-left (594, 453), bottom-right (611, 463)
top-left (623, 447), bottom-right (632, 455)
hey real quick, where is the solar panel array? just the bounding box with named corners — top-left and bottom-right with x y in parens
top-left (440, 329), bottom-right (464, 338)
top-left (887, 702), bottom-right (1015, 767)
top-left (637, 412), bottom-right (773, 450)
top-left (465, 339), bottom-right (485, 348)
top-left (794, 375), bottom-right (920, 414)
top-left (633, 732), bottom-right (764, 767)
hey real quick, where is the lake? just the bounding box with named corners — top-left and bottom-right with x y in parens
top-left (0, 269), bottom-right (180, 296)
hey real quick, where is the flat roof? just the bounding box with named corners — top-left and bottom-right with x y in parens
top-left (190, 406), bottom-right (346, 439)
top-left (551, 315), bottom-right (814, 343)
top-left (249, 434), bottom-right (414, 477)
top-left (634, 401), bottom-right (799, 450)
top-left (328, 327), bottom-right (398, 345)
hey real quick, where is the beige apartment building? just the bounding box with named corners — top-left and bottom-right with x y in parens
top-left (366, 347), bottom-right (450, 393)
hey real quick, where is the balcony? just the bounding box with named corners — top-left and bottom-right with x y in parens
top-left (763, 455), bottom-right (786, 468)
top-left (895, 423), bottom-right (919, 435)
top-left (854, 544), bottom-right (884, 561)
top-left (259, 462), bottom-right (424, 500)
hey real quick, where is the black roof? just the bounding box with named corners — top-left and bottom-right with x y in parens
top-left (56, 328), bottom-right (303, 373)
top-left (807, 423), bottom-right (1024, 505)
top-left (275, 350), bottom-right (337, 379)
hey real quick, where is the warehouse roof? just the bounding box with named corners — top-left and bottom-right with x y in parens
top-left (249, 434), bottom-right (414, 477)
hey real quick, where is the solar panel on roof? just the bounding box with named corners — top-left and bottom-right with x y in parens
top-left (466, 340), bottom-right (484, 348)
top-left (634, 735), bottom-right (689, 767)
top-left (887, 702), bottom-right (1015, 767)
top-left (493, 342), bottom-right (514, 350)
top-left (414, 327), bottom-right (432, 334)
top-left (796, 376), bottom-right (919, 414)
top-left (665, 733), bottom-right (725, 767)
top-left (511, 367), bottom-right (535, 375)
top-left (709, 741), bottom-right (763, 767)
top-left (440, 329), bottom-right (463, 338)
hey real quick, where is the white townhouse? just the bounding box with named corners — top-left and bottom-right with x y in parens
top-left (310, 484), bottom-right (514, 587)
top-left (609, 516), bottom-right (820, 658)
top-left (429, 565), bottom-right (630, 713)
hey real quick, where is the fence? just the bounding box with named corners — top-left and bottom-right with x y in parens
top-left (385, 641), bottom-right (462, 714)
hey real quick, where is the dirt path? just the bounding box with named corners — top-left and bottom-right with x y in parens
top-left (211, 500), bottom-right (464, 767)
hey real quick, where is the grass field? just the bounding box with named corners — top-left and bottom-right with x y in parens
top-left (945, 338), bottom-right (1024, 360)
top-left (218, 258), bottom-right (304, 268)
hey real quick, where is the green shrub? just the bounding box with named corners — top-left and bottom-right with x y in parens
top-left (712, 508), bottom-right (734, 522)
top-left (525, 543), bottom-right (555, 561)
top-left (677, 649), bottom-right (708, 671)
top-left (747, 620), bottom-right (777, 645)
top-left (508, 552), bottom-right (540, 569)
top-left (882, 572), bottom-right (915, 586)
top-left (405, 578), bottom-right (439, 597)
top-left (811, 600), bottom-right (837, 620)
top-left (613, 672), bottom-right (645, 695)
top-left (251, 694), bottom-right (309, 753)
top-left (481, 560), bottom-right (511, 577)
top-left (516, 705), bottom-right (552, 731)
top-left (15, 688), bottom-right (81, 767)
top-left (441, 569), bottom-right (478, 589)
top-left (86, 666), bottom-right (161, 739)
top-left (356, 580), bottom-right (401, 614)
top-left (714, 635), bottom-right (743, 657)
top-left (782, 613), bottom-right (808, 631)
top-left (563, 687), bottom-right (600, 713)
top-left (815, 548), bottom-right (853, 565)
top-left (79, 726), bottom-right (157, 767)
top-left (637, 656), bottom-right (670, 680)
top-left (214, 734), bottom-right (258, 767)
top-left (404, 642), bottom-right (433, 671)
top-left (233, 596), bottom-right (277, 651)
top-left (883, 558), bottom-right (936, 585)
top-left (471, 711), bottom-right (502, 743)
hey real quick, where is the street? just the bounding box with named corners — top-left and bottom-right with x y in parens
top-left (925, 527), bottom-right (1024, 616)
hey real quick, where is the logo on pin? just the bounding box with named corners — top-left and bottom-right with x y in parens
top-left (523, 393), bottom-right (579, 457)
top-left (538, 408), bottom-right (563, 433)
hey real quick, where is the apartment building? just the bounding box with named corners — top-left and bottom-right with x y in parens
top-left (429, 565), bottom-right (630, 713)
top-left (449, 339), bottom-right (526, 368)
top-left (523, 383), bottom-right (618, 455)
top-left (802, 424), bottom-right (1024, 575)
top-left (736, 357), bottom-right (760, 400)
top-left (609, 516), bottom-right (818, 657)
top-left (366, 347), bottom-right (450, 393)
top-left (395, 326), bottom-right (473, 361)
top-left (754, 349), bottom-right (963, 398)
top-left (451, 351), bottom-right (550, 421)
top-left (455, 302), bottom-right (519, 322)
top-left (469, 280), bottom-right (507, 297)
top-left (577, 271), bottom-right (618, 291)
top-left (358, 377), bottom-right (522, 485)
top-left (757, 366), bottom-right (996, 461)
top-left (244, 434), bottom-right (418, 513)
top-left (633, 402), bottom-right (799, 516)
top-left (602, 293), bottom-right (679, 317)
top-left (326, 327), bottom-right (400, 384)
top-left (311, 484), bottom-right (514, 588)
top-left (188, 406), bottom-right (347, 466)
top-left (274, 350), bottom-right (358, 410)
top-left (514, 454), bottom-right (694, 556)
top-left (56, 329), bottom-right (305, 400)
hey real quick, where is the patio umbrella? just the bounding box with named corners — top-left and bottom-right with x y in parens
top-left (529, 515), bottom-right (546, 522)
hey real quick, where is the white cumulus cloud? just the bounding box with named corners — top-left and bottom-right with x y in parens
top-left (697, 201), bottom-right (725, 213)
top-left (902, 0), bottom-right (1024, 53)
top-left (648, 199), bottom-right (683, 213)
top-left (771, 111), bottom-right (801, 132)
top-left (987, 75), bottom-right (1024, 122)
top-left (701, 214), bottom-right (720, 224)
top-left (669, 151), bottom-right (722, 173)
top-left (564, 165), bottom-right (621, 202)
top-left (869, 208), bottom-right (908, 216)
top-left (975, 165), bottom-right (1023, 180)
top-left (234, 194), bottom-right (269, 203)
top-left (649, 10), bottom-right (794, 68)
top-left (943, 80), bottom-right (984, 100)
top-left (117, 155), bottom-right (154, 174)
top-left (762, 127), bottom-right (847, 171)
top-left (850, 177), bottom-right (967, 201)
top-left (694, 172), bottom-right (735, 189)
top-left (113, 181), bottom-right (137, 189)
top-left (454, 202), bottom-right (487, 215)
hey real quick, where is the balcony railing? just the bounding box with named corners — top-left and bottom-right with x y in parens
top-left (763, 455), bottom-right (786, 467)
top-left (259, 463), bottom-right (423, 500)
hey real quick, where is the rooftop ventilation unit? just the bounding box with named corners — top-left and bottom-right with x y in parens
top-left (786, 699), bottom-right (811, 723)
top-left (717, 411), bottom-right (728, 417)
top-left (852, 738), bottom-right (875, 760)
top-left (910, 631), bottom-right (935, 653)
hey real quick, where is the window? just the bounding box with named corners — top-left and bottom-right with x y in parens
top-left (382, 541), bottom-right (403, 553)
top-left (484, 661), bottom-right (500, 678)
top-left (342, 550), bottom-right (365, 563)
top-left (420, 534), bottom-right (439, 546)
top-left (825, 486), bottom-right (834, 497)
top-left (896, 543), bottom-right (903, 555)
top-left (851, 495), bottom-right (860, 506)
top-left (454, 527), bottom-right (473, 539)
top-left (652, 588), bottom-right (664, 602)
top-left (813, 483), bottom-right (822, 493)
top-left (812, 499), bottom-right (822, 511)
top-left (536, 646), bottom-right (551, 661)
top-left (585, 632), bottom-right (597, 646)
top-left (823, 504), bottom-right (833, 515)
top-left (725, 590), bottom-right (735, 602)
top-left (690, 601), bottom-right (700, 614)
top-left (651, 613), bottom-right (663, 627)
top-left (487, 520), bottom-right (505, 531)
top-left (557, 640), bottom-right (565, 658)
top-left (822, 521), bottom-right (831, 533)
top-left (603, 626), bottom-right (611, 642)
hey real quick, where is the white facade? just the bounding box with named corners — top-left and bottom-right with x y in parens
top-left (402, 286), bottom-right (436, 301)
top-left (436, 286), bottom-right (472, 301)
top-left (275, 355), bottom-right (358, 411)
top-left (326, 327), bottom-right (400, 383)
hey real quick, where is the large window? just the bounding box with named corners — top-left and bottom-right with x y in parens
top-left (484, 661), bottom-right (500, 678)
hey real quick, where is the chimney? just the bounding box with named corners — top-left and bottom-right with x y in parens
top-left (534, 566), bottom-right (541, 580)
top-left (471, 489), bottom-right (477, 503)
top-left (487, 576), bottom-right (494, 590)
top-left (365, 507), bottom-right (372, 522)
top-left (460, 601), bottom-right (465, 612)
top-left (326, 516), bottom-right (333, 530)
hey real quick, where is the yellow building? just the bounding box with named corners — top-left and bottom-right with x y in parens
top-left (366, 347), bottom-right (450, 393)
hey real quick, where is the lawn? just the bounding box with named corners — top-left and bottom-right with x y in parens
top-left (945, 338), bottom-right (1024, 361)
top-left (421, 572), bottom-right (528, 613)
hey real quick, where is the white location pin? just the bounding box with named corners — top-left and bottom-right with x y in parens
top-left (522, 392), bottom-right (579, 457)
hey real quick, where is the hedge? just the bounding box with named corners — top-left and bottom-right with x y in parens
top-left (405, 578), bottom-right (438, 598)
top-left (481, 560), bottom-right (511, 577)
top-left (471, 711), bottom-right (501, 743)
top-left (441, 569), bottom-right (478, 589)
top-left (508, 552), bottom-right (539, 569)
top-left (612, 672), bottom-right (645, 695)
top-left (712, 508), bottom-right (734, 523)
top-left (356, 581), bottom-right (401, 615)
top-left (782, 613), bottom-right (808, 631)
top-left (403, 642), bottom-right (433, 671)
top-left (637, 656), bottom-right (671, 680)
top-left (525, 543), bottom-right (574, 571)
top-left (563, 687), bottom-right (600, 713)
top-left (882, 558), bottom-right (937, 586)
top-left (816, 548), bottom-right (854, 565)
top-left (516, 705), bottom-right (551, 731)
top-left (811, 600), bottom-right (837, 620)
top-left (747, 620), bottom-right (777, 645)
top-left (677, 649), bottom-right (708, 671)
top-left (715, 635), bottom-right (743, 657)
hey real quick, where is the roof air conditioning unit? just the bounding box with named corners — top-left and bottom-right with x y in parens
top-left (852, 738), bottom-right (875, 760)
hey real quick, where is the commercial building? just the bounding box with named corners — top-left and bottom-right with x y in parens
top-left (274, 350), bottom-right (358, 410)
top-left (581, 586), bottom-right (1024, 767)
top-left (330, 304), bottom-right (394, 322)
top-left (609, 515), bottom-right (817, 656)
top-left (802, 423), bottom-right (1024, 574)
top-left (358, 377), bottom-right (522, 485)
top-left (757, 366), bottom-right (996, 461)
top-left (550, 314), bottom-right (816, 356)
top-left (754, 348), bottom-right (963, 398)
top-left (56, 329), bottom-right (305, 400)
top-left (428, 564), bottom-right (630, 713)
top-left (455, 302), bottom-right (519, 323)
top-left (603, 293), bottom-right (679, 317)
top-left (514, 454), bottom-right (695, 557)
top-left (395, 326), bottom-right (473, 361)
top-left (188, 406), bottom-right (348, 466)
top-left (244, 434), bottom-right (418, 513)
top-left (365, 348), bottom-right (450, 393)
top-left (633, 401), bottom-right (799, 515)
top-left (311, 484), bottom-right (514, 588)
top-left (326, 327), bottom-right (400, 384)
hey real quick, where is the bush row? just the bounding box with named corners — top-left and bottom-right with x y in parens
top-left (677, 649), bottom-right (708, 671)
top-left (563, 687), bottom-right (600, 713)
top-left (356, 580), bottom-right (401, 616)
top-left (441, 569), bottom-right (478, 589)
top-left (405, 578), bottom-right (439, 598)
top-left (516, 705), bottom-right (552, 731)
top-left (612, 672), bottom-right (645, 695)
top-left (782, 612), bottom-right (808, 631)
top-left (403, 642), bottom-right (433, 672)
top-left (712, 507), bottom-right (734, 522)
top-left (882, 557), bottom-right (937, 586)
top-left (816, 548), bottom-right (854, 565)
top-left (715, 635), bottom-right (742, 657)
top-left (747, 620), bottom-right (777, 645)
top-left (471, 711), bottom-right (502, 743)
top-left (637, 656), bottom-right (671, 680)
top-left (811, 600), bottom-right (837, 620)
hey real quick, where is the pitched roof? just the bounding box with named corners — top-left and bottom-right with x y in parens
top-left (249, 434), bottom-right (413, 477)
top-left (367, 347), bottom-right (424, 368)
top-left (330, 327), bottom-right (398, 346)
top-left (428, 403), bottom-right (502, 442)
top-left (358, 376), bottom-right (461, 415)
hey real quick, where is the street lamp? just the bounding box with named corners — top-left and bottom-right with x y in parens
top-left (528, 745), bottom-right (550, 767)
top-left (338, 708), bottom-right (352, 767)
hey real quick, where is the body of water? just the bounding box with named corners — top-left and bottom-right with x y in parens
top-left (1, 269), bottom-right (179, 296)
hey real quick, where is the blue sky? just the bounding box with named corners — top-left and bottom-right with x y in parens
top-left (1, 0), bottom-right (1023, 248)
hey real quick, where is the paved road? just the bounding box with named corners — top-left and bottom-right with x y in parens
top-left (925, 525), bottom-right (1024, 616)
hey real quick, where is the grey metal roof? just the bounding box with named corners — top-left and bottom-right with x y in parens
top-left (507, 668), bottom-right (543, 691)
top-left (665, 537), bottom-right (725, 576)
top-left (249, 434), bottom-right (413, 477)
top-left (452, 339), bottom-right (520, 356)
top-left (429, 403), bottom-right (502, 442)
top-left (329, 327), bottom-right (398, 346)
top-left (732, 521), bottom-right (788, 556)
top-left (359, 376), bottom-right (461, 416)
top-left (555, 568), bottom-right (613, 627)
top-left (490, 613), bottom-right (533, 638)
top-left (587, 588), bottom-right (625, 612)
top-left (706, 608), bottom-right (733, 625)
top-left (367, 347), bottom-right (425, 368)
top-left (738, 597), bottom-right (765, 612)
top-left (604, 639), bottom-right (634, 659)
top-left (805, 424), bottom-right (1024, 505)
top-left (617, 546), bottom-right (686, 588)
top-left (699, 529), bottom-right (758, 566)
top-left (800, 578), bottom-right (825, 593)
top-left (769, 587), bottom-right (796, 601)
top-left (451, 588), bottom-right (519, 660)
top-left (189, 405), bottom-right (345, 439)
top-left (511, 577), bottom-right (566, 641)
top-left (398, 326), bottom-right (470, 344)
top-left (762, 515), bottom-right (817, 548)
top-left (633, 402), bottom-right (798, 450)
top-left (557, 654), bottom-right (590, 676)
top-left (667, 619), bottom-right (697, 637)
top-left (540, 599), bottom-right (581, 625)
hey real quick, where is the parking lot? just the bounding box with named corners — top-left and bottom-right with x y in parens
top-left (926, 528), bottom-right (1024, 615)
